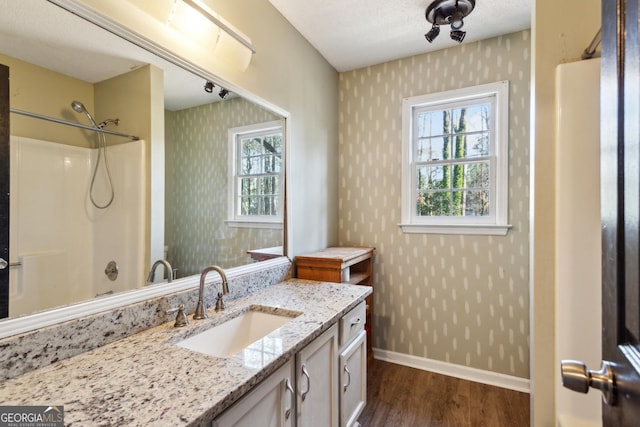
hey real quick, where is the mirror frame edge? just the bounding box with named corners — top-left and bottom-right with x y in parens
top-left (0, 256), bottom-right (291, 339)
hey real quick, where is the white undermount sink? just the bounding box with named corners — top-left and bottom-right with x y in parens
top-left (176, 306), bottom-right (301, 358)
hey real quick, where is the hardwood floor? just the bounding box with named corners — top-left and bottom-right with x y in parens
top-left (357, 359), bottom-right (530, 427)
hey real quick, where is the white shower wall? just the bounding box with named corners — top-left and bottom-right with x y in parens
top-left (554, 59), bottom-right (602, 427)
top-left (9, 136), bottom-right (146, 317)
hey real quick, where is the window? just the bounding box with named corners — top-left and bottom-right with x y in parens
top-left (227, 120), bottom-right (284, 228)
top-left (400, 81), bottom-right (510, 235)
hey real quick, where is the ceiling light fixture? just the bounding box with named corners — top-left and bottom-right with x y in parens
top-left (424, 0), bottom-right (475, 44)
top-left (204, 81), bottom-right (214, 93)
top-left (218, 88), bottom-right (229, 99)
top-left (424, 24), bottom-right (440, 43)
top-left (450, 29), bottom-right (466, 43)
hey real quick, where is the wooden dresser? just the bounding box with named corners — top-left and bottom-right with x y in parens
top-left (295, 247), bottom-right (375, 363)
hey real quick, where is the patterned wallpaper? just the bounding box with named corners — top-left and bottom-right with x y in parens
top-left (165, 97), bottom-right (282, 277)
top-left (338, 31), bottom-right (531, 378)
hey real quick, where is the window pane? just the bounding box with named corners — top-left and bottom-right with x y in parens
top-left (417, 191), bottom-right (451, 216)
top-left (263, 154), bottom-right (282, 173)
top-left (451, 190), bottom-right (465, 216)
top-left (465, 190), bottom-right (490, 216)
top-left (242, 137), bottom-right (263, 157)
top-left (259, 176), bottom-right (278, 196)
top-left (261, 196), bottom-right (276, 216)
top-left (242, 155), bottom-right (262, 175)
top-left (463, 103), bottom-right (491, 133)
top-left (264, 135), bottom-right (282, 153)
top-left (417, 110), bottom-right (449, 138)
top-left (466, 132), bottom-right (490, 158)
top-left (417, 165), bottom-right (450, 190)
top-left (417, 136), bottom-right (450, 161)
top-left (240, 196), bottom-right (259, 215)
top-left (240, 177), bottom-right (258, 196)
top-left (465, 162), bottom-right (490, 189)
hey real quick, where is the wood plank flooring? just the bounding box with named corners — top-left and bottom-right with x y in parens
top-left (357, 359), bottom-right (530, 427)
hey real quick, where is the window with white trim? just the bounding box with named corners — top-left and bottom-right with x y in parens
top-left (400, 81), bottom-right (510, 235)
top-left (227, 120), bottom-right (284, 228)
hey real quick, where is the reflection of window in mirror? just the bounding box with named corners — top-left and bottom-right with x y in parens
top-left (227, 120), bottom-right (284, 228)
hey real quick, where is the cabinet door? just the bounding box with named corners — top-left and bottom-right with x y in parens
top-left (339, 331), bottom-right (366, 427)
top-left (213, 360), bottom-right (295, 427)
top-left (296, 323), bottom-right (338, 427)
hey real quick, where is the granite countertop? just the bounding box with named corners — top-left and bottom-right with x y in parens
top-left (0, 279), bottom-right (371, 426)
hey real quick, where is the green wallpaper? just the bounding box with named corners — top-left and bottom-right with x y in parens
top-left (338, 31), bottom-right (531, 378)
top-left (165, 97), bottom-right (281, 277)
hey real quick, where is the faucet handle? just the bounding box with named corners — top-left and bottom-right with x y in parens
top-left (215, 292), bottom-right (225, 311)
top-left (173, 304), bottom-right (189, 327)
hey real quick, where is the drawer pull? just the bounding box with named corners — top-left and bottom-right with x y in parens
top-left (285, 378), bottom-right (294, 419)
top-left (343, 365), bottom-right (351, 392)
top-left (301, 365), bottom-right (311, 401)
top-left (350, 317), bottom-right (361, 326)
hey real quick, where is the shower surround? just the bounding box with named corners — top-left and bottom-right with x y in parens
top-left (9, 136), bottom-right (145, 317)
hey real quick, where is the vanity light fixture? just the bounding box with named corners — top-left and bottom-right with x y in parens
top-left (424, 0), bottom-right (475, 44)
top-left (181, 0), bottom-right (256, 54)
top-left (204, 80), bottom-right (214, 93)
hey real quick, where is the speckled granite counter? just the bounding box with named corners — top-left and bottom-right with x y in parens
top-left (0, 280), bottom-right (371, 426)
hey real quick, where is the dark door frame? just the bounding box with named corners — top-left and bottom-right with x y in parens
top-left (0, 64), bottom-right (9, 318)
top-left (601, 0), bottom-right (640, 424)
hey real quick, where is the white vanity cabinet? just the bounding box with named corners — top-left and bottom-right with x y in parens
top-left (338, 301), bottom-right (367, 427)
top-left (212, 360), bottom-right (296, 427)
top-left (296, 323), bottom-right (339, 426)
top-left (339, 331), bottom-right (366, 427)
top-left (212, 302), bottom-right (367, 427)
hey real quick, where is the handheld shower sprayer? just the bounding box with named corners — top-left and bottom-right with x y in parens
top-left (71, 100), bottom-right (115, 209)
top-left (71, 100), bottom-right (98, 128)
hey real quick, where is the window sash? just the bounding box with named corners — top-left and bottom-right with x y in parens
top-left (400, 81), bottom-right (510, 234)
top-left (410, 96), bottom-right (497, 224)
top-left (228, 121), bottom-right (284, 225)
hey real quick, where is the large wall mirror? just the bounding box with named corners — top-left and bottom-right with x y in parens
top-left (0, 0), bottom-right (286, 332)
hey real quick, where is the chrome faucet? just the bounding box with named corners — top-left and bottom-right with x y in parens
top-left (147, 259), bottom-right (173, 284)
top-left (193, 265), bottom-right (229, 319)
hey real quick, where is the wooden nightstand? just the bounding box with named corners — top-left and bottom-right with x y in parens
top-left (295, 247), bottom-right (375, 363)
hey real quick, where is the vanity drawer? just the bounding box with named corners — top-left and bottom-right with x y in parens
top-left (339, 301), bottom-right (366, 348)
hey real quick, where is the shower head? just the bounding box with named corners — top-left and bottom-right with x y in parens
top-left (71, 100), bottom-right (98, 128)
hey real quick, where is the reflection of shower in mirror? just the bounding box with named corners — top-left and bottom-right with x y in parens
top-left (9, 135), bottom-right (146, 318)
top-left (71, 100), bottom-right (118, 209)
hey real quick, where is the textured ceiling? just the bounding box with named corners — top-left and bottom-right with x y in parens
top-left (1, 1), bottom-right (532, 109)
top-left (268, 0), bottom-right (532, 71)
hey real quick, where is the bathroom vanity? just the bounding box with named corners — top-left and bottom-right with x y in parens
top-left (0, 279), bottom-right (371, 426)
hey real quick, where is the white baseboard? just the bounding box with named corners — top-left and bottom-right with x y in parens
top-left (373, 348), bottom-right (530, 394)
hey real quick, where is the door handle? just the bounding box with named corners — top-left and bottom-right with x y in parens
top-left (561, 359), bottom-right (616, 405)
